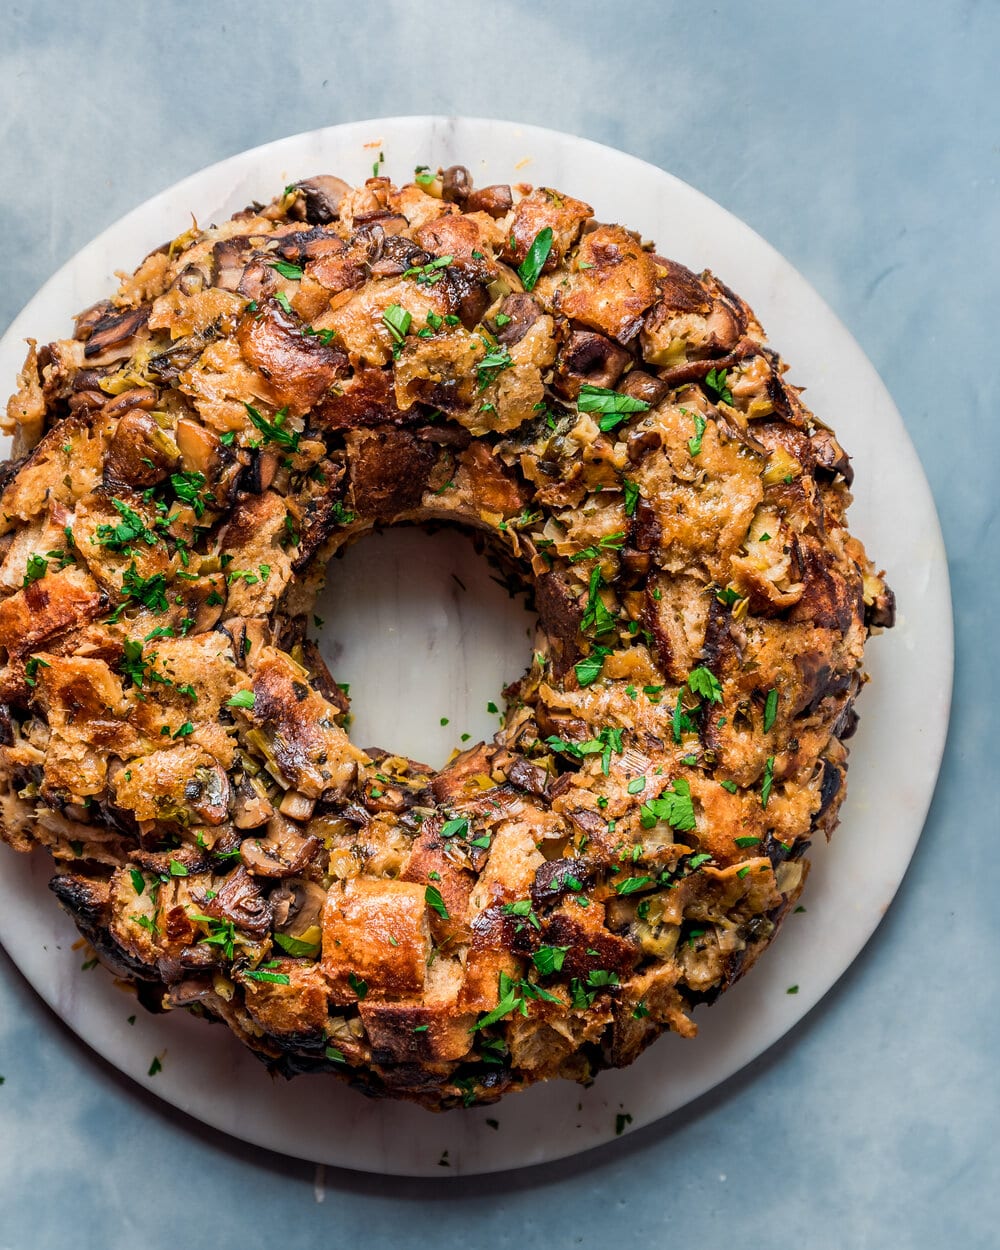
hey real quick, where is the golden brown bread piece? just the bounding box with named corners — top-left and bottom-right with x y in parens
top-left (0, 164), bottom-right (892, 1109)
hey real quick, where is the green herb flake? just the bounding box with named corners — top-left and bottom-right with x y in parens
top-left (640, 778), bottom-right (696, 832)
top-left (244, 402), bottom-right (300, 452)
top-left (424, 884), bottom-right (450, 919)
top-left (532, 945), bottom-right (569, 976)
top-left (147, 1056), bottom-right (163, 1077)
top-left (268, 259), bottom-right (304, 280)
top-left (274, 932), bottom-right (320, 958)
top-left (623, 478), bottom-right (640, 517)
top-left (518, 226), bottom-right (554, 291)
top-left (577, 384), bottom-right (650, 431)
top-left (761, 755), bottom-right (776, 808)
top-left (574, 645), bottom-right (611, 688)
top-left (227, 690), bottom-right (255, 710)
top-left (439, 817), bottom-right (470, 840)
top-left (687, 411), bottom-right (708, 456)
top-left (704, 367), bottom-right (734, 405)
top-left (348, 971), bottom-right (369, 1000)
top-left (244, 969), bottom-right (291, 985)
top-left (687, 666), bottom-right (723, 703)
top-left (763, 688), bottom-right (779, 733)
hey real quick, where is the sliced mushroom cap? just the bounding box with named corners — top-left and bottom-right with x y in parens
top-left (103, 409), bottom-right (178, 489)
top-left (465, 183), bottom-right (513, 218)
top-left (184, 763), bottom-right (231, 826)
top-left (441, 165), bottom-right (472, 204)
top-left (270, 877), bottom-right (326, 935)
top-left (553, 329), bottom-right (631, 400)
top-left (83, 305), bottom-right (150, 361)
top-left (204, 865), bottom-right (272, 935)
top-left (240, 815), bottom-right (319, 878)
top-left (290, 175), bottom-right (350, 224)
top-left (232, 772), bottom-right (275, 829)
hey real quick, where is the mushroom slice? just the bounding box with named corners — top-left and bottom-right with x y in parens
top-left (202, 865), bottom-right (272, 936)
top-left (240, 815), bottom-right (319, 878)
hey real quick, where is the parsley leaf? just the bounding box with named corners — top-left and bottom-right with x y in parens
top-left (424, 884), bottom-right (450, 919)
top-left (574, 645), bottom-right (611, 688)
top-left (763, 688), bottom-right (779, 733)
top-left (640, 778), bottom-right (696, 832)
top-left (761, 755), bottom-right (775, 808)
top-left (577, 384), bottom-right (650, 431)
top-left (22, 553), bottom-right (49, 587)
top-left (687, 666), bottom-right (723, 704)
top-left (623, 479), bottom-right (640, 517)
top-left (581, 566), bottom-right (616, 638)
top-left (244, 403), bottom-right (300, 452)
top-left (268, 260), bottom-right (304, 280)
top-left (532, 945), bottom-right (569, 976)
top-left (226, 690), bottom-right (255, 710)
top-left (704, 367), bottom-right (734, 405)
top-left (687, 411), bottom-right (708, 456)
top-left (518, 226), bottom-right (553, 291)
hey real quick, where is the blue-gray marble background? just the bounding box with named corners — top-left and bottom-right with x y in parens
top-left (0, 2), bottom-right (995, 1246)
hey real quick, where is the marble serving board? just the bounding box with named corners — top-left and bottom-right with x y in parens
top-left (0, 117), bottom-right (952, 1176)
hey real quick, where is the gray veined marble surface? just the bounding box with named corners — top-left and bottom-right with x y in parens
top-left (0, 1), bottom-right (996, 1247)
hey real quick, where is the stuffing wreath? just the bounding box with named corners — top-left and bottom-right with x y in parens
top-left (0, 165), bottom-right (893, 1108)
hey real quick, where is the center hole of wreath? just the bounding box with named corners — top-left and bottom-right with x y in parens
top-left (312, 527), bottom-right (538, 769)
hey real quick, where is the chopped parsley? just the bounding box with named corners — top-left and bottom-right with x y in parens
top-left (244, 967), bottom-right (291, 985)
top-left (382, 303), bottom-right (412, 357)
top-left (274, 932), bottom-right (320, 958)
top-left (170, 471), bottom-right (213, 518)
top-left (268, 259), bottom-right (304, 280)
top-left (623, 478), bottom-right (640, 517)
top-left (517, 226), bottom-right (553, 290)
top-left (704, 367), bottom-right (734, 405)
top-left (348, 971), bottom-right (369, 1000)
top-left (226, 690), bottom-right (255, 710)
top-left (22, 553), bottom-right (49, 586)
top-left (574, 644), bottom-right (611, 688)
top-left (403, 255), bottom-right (453, 286)
top-left (615, 876), bottom-right (655, 895)
top-left (439, 817), bottom-right (470, 840)
top-left (687, 411), bottom-right (708, 456)
top-left (687, 666), bottom-right (723, 704)
top-left (532, 945), bottom-right (569, 976)
top-left (244, 402), bottom-right (300, 452)
top-left (761, 755), bottom-right (776, 808)
top-left (577, 384), bottom-right (650, 431)
top-left (424, 885), bottom-right (450, 919)
top-left (476, 343), bottom-right (514, 392)
top-left (763, 688), bottom-right (779, 733)
top-left (95, 499), bottom-right (159, 552)
top-left (640, 778), bottom-right (696, 832)
top-left (581, 565), bottom-right (616, 638)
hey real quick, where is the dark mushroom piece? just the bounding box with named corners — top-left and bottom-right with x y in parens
top-left (441, 165), bottom-right (472, 204)
top-left (184, 763), bottom-right (231, 826)
top-left (270, 877), bottom-right (326, 937)
top-left (202, 865), bottom-right (272, 936)
top-left (553, 329), bottom-right (631, 401)
top-left (289, 175), bottom-right (351, 224)
top-left (232, 772), bottom-right (275, 829)
top-left (240, 815), bottom-right (319, 878)
top-left (83, 305), bottom-right (150, 361)
top-left (465, 184), bottom-right (513, 218)
top-left (494, 293), bottom-right (541, 347)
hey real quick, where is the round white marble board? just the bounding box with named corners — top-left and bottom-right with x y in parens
top-left (0, 117), bottom-right (952, 1177)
